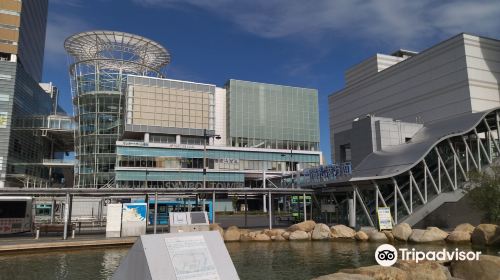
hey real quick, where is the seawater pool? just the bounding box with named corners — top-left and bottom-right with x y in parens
top-left (0, 241), bottom-right (497, 280)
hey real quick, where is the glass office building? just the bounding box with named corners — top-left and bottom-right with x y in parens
top-left (226, 79), bottom-right (319, 151)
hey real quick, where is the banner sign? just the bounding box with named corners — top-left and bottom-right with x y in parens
top-left (377, 207), bottom-right (393, 230)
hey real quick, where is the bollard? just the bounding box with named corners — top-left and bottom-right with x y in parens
top-left (35, 229), bottom-right (40, 240)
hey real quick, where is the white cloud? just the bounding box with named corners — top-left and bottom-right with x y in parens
top-left (132, 0), bottom-right (500, 47)
top-left (44, 13), bottom-right (92, 67)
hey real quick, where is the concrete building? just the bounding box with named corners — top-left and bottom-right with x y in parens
top-left (330, 34), bottom-right (500, 164)
top-left (321, 33), bottom-right (500, 228)
top-left (64, 31), bottom-right (322, 189)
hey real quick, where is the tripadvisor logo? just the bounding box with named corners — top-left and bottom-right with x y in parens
top-left (375, 244), bottom-right (482, 267)
top-left (375, 244), bottom-right (398, 266)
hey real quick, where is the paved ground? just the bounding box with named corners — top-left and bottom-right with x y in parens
top-left (0, 214), bottom-right (292, 252)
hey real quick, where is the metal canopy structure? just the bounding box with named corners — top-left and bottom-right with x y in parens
top-left (64, 30), bottom-right (170, 76)
top-left (65, 30), bottom-right (171, 188)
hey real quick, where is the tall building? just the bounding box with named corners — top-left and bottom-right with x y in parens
top-left (0, 0), bottom-right (67, 188)
top-left (64, 31), bottom-right (171, 188)
top-left (64, 30), bottom-right (322, 189)
top-left (0, 0), bottom-right (48, 82)
top-left (323, 33), bottom-right (500, 228)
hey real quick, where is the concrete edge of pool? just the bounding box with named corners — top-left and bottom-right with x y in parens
top-left (0, 237), bottom-right (137, 253)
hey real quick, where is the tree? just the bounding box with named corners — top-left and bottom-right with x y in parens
top-left (464, 166), bottom-right (500, 223)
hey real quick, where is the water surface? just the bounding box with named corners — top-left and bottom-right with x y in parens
top-left (0, 242), bottom-right (496, 280)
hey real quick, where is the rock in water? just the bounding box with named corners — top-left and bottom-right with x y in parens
top-left (209, 223), bottom-right (224, 238)
top-left (395, 260), bottom-right (449, 280)
top-left (289, 230), bottom-right (309, 240)
top-left (408, 227), bottom-right (448, 243)
top-left (368, 231), bottom-right (388, 242)
top-left (312, 223), bottom-right (332, 240)
top-left (453, 223), bottom-right (475, 234)
top-left (355, 231), bottom-right (369, 241)
top-left (223, 226), bottom-right (241, 241)
top-left (331, 225), bottom-right (356, 239)
top-left (311, 272), bottom-right (375, 280)
top-left (446, 231), bottom-right (471, 243)
top-left (253, 233), bottom-right (271, 241)
top-left (392, 223), bottom-right (412, 241)
top-left (339, 265), bottom-right (407, 280)
top-left (451, 255), bottom-right (500, 280)
top-left (471, 224), bottom-right (500, 246)
top-left (287, 220), bottom-right (316, 232)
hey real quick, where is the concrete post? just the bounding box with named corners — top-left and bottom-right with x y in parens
top-left (50, 199), bottom-right (56, 224)
top-left (63, 193), bottom-right (69, 240)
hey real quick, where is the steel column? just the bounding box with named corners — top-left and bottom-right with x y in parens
top-left (153, 192), bottom-right (158, 234)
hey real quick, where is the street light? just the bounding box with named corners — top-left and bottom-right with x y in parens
top-left (203, 129), bottom-right (221, 189)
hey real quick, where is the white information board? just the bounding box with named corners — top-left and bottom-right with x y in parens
top-left (377, 207), bottom-right (393, 230)
top-left (106, 203), bottom-right (122, 238)
top-left (165, 235), bottom-right (220, 280)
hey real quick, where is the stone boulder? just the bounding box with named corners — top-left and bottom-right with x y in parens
top-left (331, 225), bottom-right (356, 239)
top-left (282, 231), bottom-right (291, 240)
top-left (209, 223), bottom-right (224, 238)
top-left (312, 223), bottom-right (332, 240)
top-left (383, 231), bottom-right (395, 243)
top-left (289, 230), bottom-right (309, 240)
top-left (453, 223), bottom-right (475, 234)
top-left (272, 234), bottom-right (287, 241)
top-left (312, 272), bottom-right (374, 280)
top-left (253, 233), bottom-right (271, 241)
top-left (394, 260), bottom-right (449, 280)
top-left (355, 231), bottom-right (369, 241)
top-left (287, 220), bottom-right (316, 232)
top-left (446, 230), bottom-right (471, 243)
top-left (339, 265), bottom-right (407, 280)
top-left (471, 224), bottom-right (500, 246)
top-left (264, 228), bottom-right (286, 237)
top-left (368, 231), bottom-right (388, 242)
top-left (223, 226), bottom-right (241, 241)
top-left (451, 255), bottom-right (500, 280)
top-left (408, 227), bottom-right (448, 243)
top-left (392, 223), bottom-right (412, 241)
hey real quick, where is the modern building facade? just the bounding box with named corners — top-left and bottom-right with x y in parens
top-left (115, 77), bottom-right (321, 189)
top-left (321, 33), bottom-right (500, 228)
top-left (0, 0), bottom-right (67, 188)
top-left (0, 0), bottom-right (48, 82)
top-left (64, 30), bottom-right (322, 189)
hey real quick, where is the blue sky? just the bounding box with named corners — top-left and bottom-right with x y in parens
top-left (43, 0), bottom-right (500, 163)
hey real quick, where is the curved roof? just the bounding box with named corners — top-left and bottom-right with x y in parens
top-left (64, 30), bottom-right (170, 74)
top-left (351, 108), bottom-right (498, 181)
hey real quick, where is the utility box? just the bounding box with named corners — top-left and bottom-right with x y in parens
top-left (169, 211), bottom-right (210, 233)
top-left (112, 231), bottom-right (240, 280)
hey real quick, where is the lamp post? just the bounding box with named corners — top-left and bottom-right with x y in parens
top-left (203, 129), bottom-right (221, 189)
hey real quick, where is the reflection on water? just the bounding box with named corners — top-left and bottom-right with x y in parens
top-left (0, 242), bottom-right (496, 280)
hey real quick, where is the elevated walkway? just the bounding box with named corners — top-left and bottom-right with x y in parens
top-left (310, 107), bottom-right (500, 227)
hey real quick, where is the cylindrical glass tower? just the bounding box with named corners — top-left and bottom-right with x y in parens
top-left (64, 31), bottom-right (170, 188)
